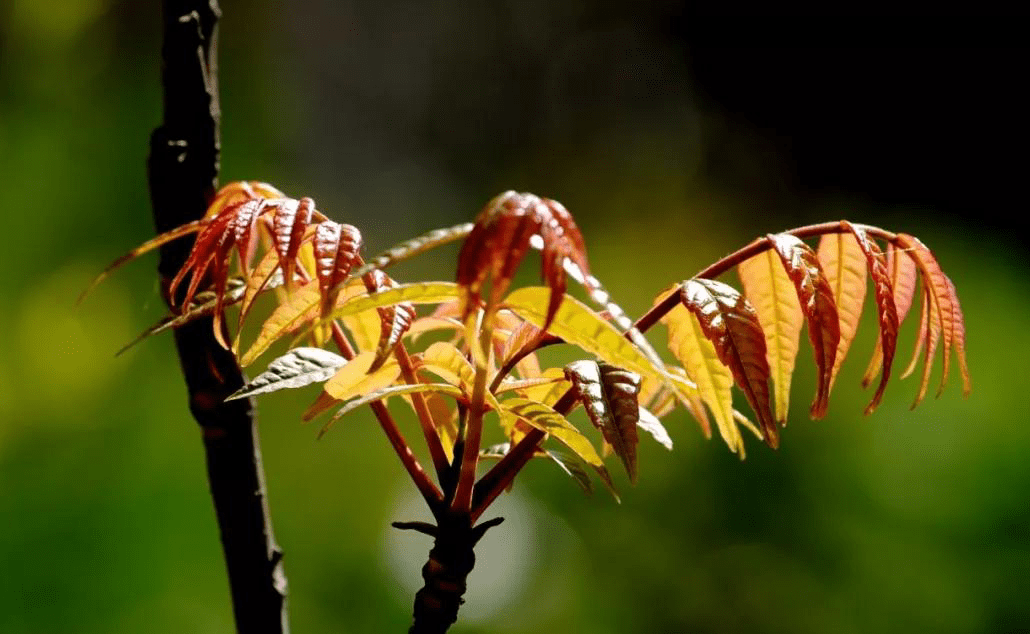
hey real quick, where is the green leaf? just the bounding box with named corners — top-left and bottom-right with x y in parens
top-left (226, 348), bottom-right (346, 401)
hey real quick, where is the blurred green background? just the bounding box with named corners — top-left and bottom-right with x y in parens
top-left (2, 2), bottom-right (1028, 633)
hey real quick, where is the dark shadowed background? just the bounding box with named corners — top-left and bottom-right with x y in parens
top-left (1, 2), bottom-right (1028, 632)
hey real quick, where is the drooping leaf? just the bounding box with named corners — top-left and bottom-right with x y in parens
top-left (894, 234), bottom-right (957, 406)
top-left (841, 222), bottom-right (900, 415)
top-left (78, 218), bottom-right (207, 305)
top-left (862, 242), bottom-right (918, 392)
top-left (501, 397), bottom-right (602, 466)
top-left (362, 270), bottom-right (417, 372)
top-left (314, 221), bottom-right (363, 318)
top-left (677, 279), bottom-right (777, 448)
top-left (226, 348), bottom-right (347, 401)
top-left (544, 449), bottom-right (595, 496)
top-left (945, 276), bottom-right (971, 397)
top-left (637, 407), bottom-right (673, 450)
top-left (900, 286), bottom-right (942, 408)
top-left (737, 240), bottom-right (803, 423)
top-left (167, 207), bottom-right (237, 311)
top-left (116, 275), bottom-right (253, 356)
top-left (230, 197), bottom-right (269, 280)
top-left (901, 287), bottom-right (932, 380)
top-left (318, 383), bottom-right (465, 438)
top-left (817, 231), bottom-right (868, 396)
top-left (272, 197), bottom-right (316, 292)
top-left (564, 360), bottom-right (642, 483)
top-left (457, 192), bottom-right (590, 329)
top-left (663, 302), bottom-right (742, 454)
top-left (764, 233), bottom-right (840, 420)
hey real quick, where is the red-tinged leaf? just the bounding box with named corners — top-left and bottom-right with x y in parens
top-left (116, 276), bottom-right (251, 356)
top-left (78, 218), bottom-right (206, 305)
top-left (894, 234), bottom-right (956, 403)
top-left (207, 181), bottom-right (285, 219)
top-left (662, 302), bottom-right (742, 453)
top-left (862, 243), bottom-right (918, 389)
top-left (273, 197), bottom-right (316, 291)
top-left (817, 231), bottom-right (868, 397)
top-left (901, 287), bottom-right (931, 380)
top-left (168, 206), bottom-right (237, 309)
top-left (945, 276), bottom-right (972, 397)
top-left (763, 233), bottom-right (840, 420)
top-left (457, 192), bottom-right (590, 330)
top-left (362, 270), bottom-right (416, 371)
top-left (232, 248), bottom-right (286, 352)
top-left (564, 360), bottom-right (642, 482)
top-left (231, 198), bottom-right (269, 279)
top-left (841, 222), bottom-right (900, 415)
top-left (913, 286), bottom-right (942, 408)
top-left (314, 221), bottom-right (363, 318)
top-left (226, 348), bottom-right (347, 401)
top-left (678, 278), bottom-right (777, 448)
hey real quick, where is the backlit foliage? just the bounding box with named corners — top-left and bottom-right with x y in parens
top-left (85, 181), bottom-right (970, 509)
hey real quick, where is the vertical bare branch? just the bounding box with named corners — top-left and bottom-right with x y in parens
top-left (148, 1), bottom-right (289, 631)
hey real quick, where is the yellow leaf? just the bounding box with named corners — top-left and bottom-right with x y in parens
top-left (243, 281), bottom-right (460, 366)
top-left (502, 397), bottom-right (602, 466)
top-left (818, 232), bottom-right (868, 392)
top-left (662, 303), bottom-right (743, 454)
top-left (738, 248), bottom-right (803, 424)
top-left (513, 367), bottom-right (570, 406)
top-left (240, 280), bottom-right (322, 366)
top-left (420, 341), bottom-right (502, 411)
top-left (504, 287), bottom-right (664, 386)
top-left (302, 351), bottom-right (401, 420)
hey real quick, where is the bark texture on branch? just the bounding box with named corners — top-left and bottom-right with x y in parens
top-left (147, 2), bottom-right (289, 632)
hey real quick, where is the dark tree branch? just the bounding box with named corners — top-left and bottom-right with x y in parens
top-left (148, 2), bottom-right (289, 632)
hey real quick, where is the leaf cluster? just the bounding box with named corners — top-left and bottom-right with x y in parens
top-left (84, 181), bottom-right (970, 512)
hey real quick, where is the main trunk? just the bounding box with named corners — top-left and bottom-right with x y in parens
top-left (148, 1), bottom-right (289, 632)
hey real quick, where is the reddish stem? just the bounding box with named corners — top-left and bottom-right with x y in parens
top-left (634, 221), bottom-right (899, 334)
top-left (328, 322), bottom-right (444, 506)
top-left (394, 343), bottom-right (452, 482)
top-left (469, 389), bottom-right (578, 521)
